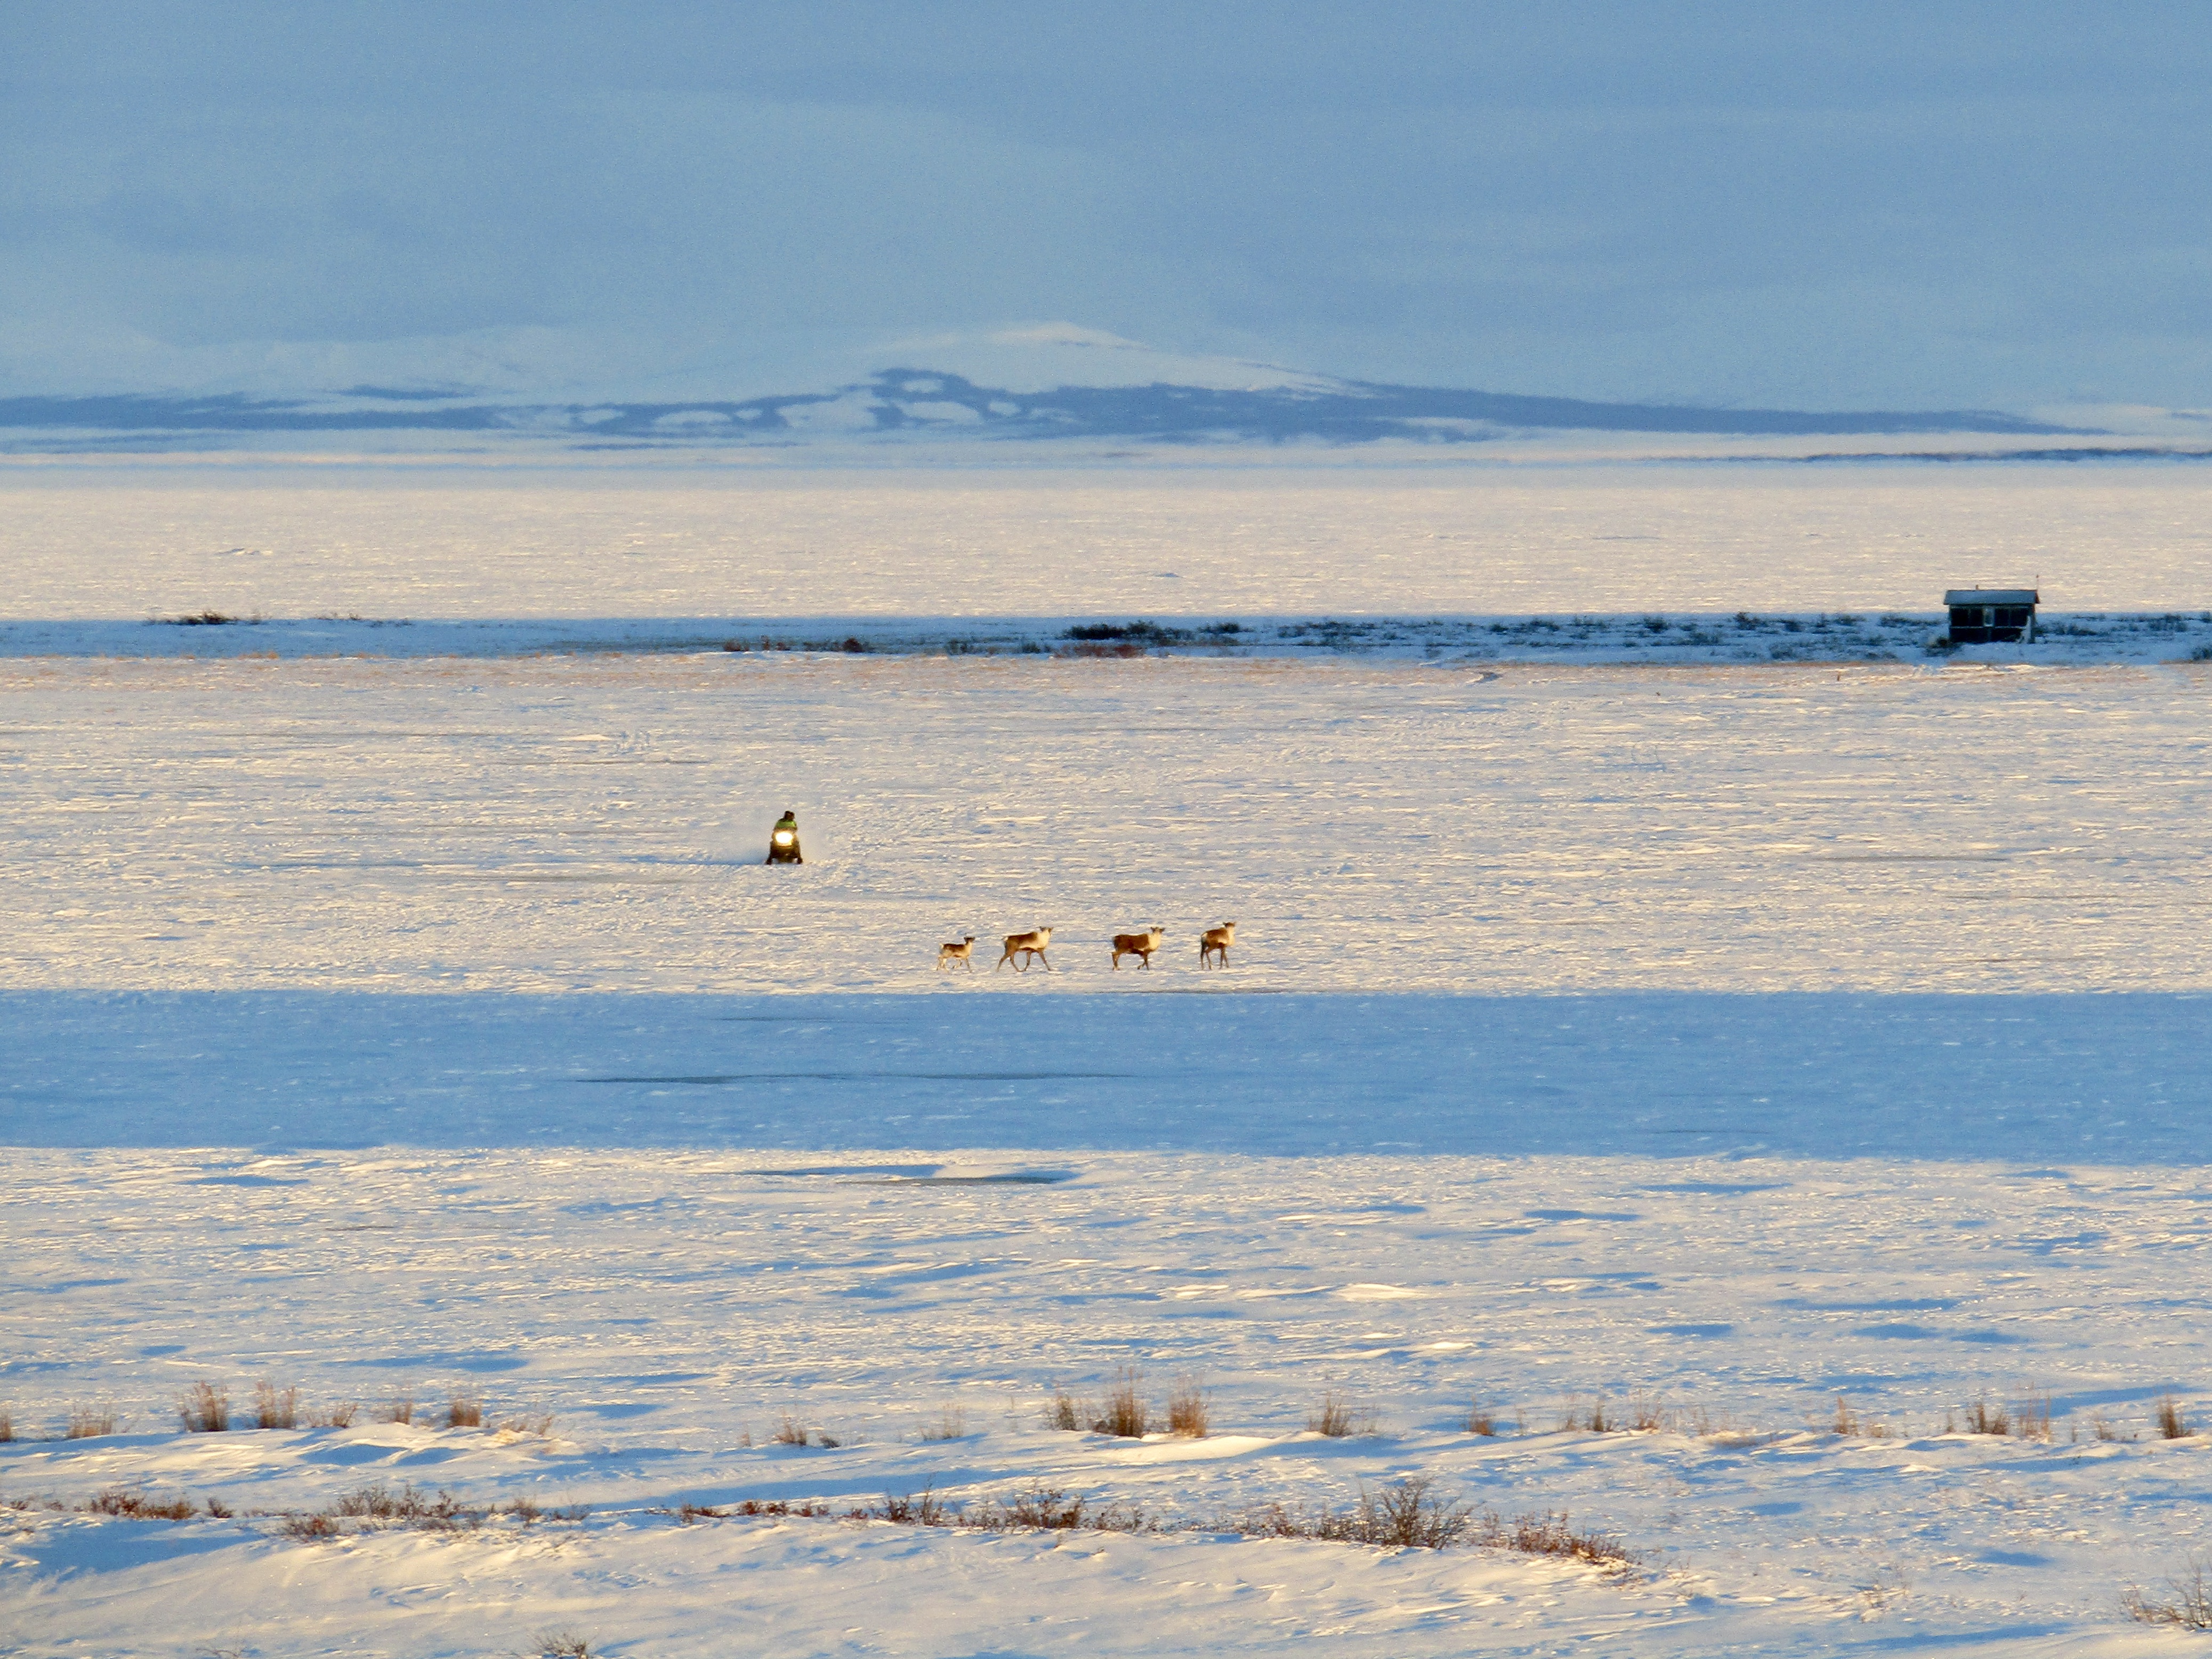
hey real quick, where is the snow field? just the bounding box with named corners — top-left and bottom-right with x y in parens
top-left (5, 463), bottom-right (2212, 622)
top-left (5, 986), bottom-right (2209, 1162)
top-left (4, 544), bottom-right (2210, 1654)
top-left (3, 654), bottom-right (2209, 997)
top-left (7, 1145), bottom-right (2212, 1655)
top-left (2, 1504), bottom-right (1771, 1659)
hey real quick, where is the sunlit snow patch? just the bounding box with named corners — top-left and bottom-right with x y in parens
top-left (743, 1162), bottom-right (1077, 1184)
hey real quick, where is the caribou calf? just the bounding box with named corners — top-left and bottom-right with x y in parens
top-left (937, 935), bottom-right (977, 971)
top-left (1198, 920), bottom-right (1236, 969)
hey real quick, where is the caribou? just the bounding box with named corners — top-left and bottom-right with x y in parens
top-left (1110, 927), bottom-right (1166, 969)
top-left (996, 927), bottom-right (1054, 972)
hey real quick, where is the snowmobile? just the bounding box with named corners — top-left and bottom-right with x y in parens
top-left (766, 811), bottom-right (803, 864)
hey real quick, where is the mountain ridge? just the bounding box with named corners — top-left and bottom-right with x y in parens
top-left (0, 368), bottom-right (2091, 452)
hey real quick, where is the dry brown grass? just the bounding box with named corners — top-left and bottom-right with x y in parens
top-left (881, 1485), bottom-right (949, 1525)
top-left (272, 1479), bottom-right (585, 1540)
top-left (1484, 1508), bottom-right (1637, 1567)
top-left (685, 1485), bottom-right (1152, 1535)
top-left (2013, 1394), bottom-right (2053, 1439)
top-left (1047, 1387), bottom-right (1084, 1431)
top-left (531, 1631), bottom-right (596, 1658)
top-left (879, 1471), bottom-right (1570, 1565)
top-left (1464, 1401), bottom-right (1499, 1436)
top-left (1559, 1397), bottom-right (1612, 1434)
top-left (1092, 1367), bottom-right (1151, 1438)
top-left (335, 1482), bottom-right (469, 1521)
top-left (66, 1405), bottom-right (119, 1439)
top-left (87, 1485), bottom-right (194, 1521)
top-left (919, 1404), bottom-right (967, 1442)
top-left (1166, 1374), bottom-right (1208, 1438)
top-left (381, 1396), bottom-right (414, 1426)
top-left (1233, 1477), bottom-right (1472, 1549)
top-left (253, 1382), bottom-right (297, 1430)
top-left (33, 1479), bottom-right (587, 1540)
top-left (496, 1412), bottom-right (555, 1437)
top-left (446, 1395), bottom-right (482, 1429)
top-left (766, 1413), bottom-right (841, 1447)
top-left (1856, 1562), bottom-right (1910, 1613)
top-left (318, 1402), bottom-right (358, 1428)
top-left (65, 1456), bottom-right (1628, 1571)
top-left (2159, 1395), bottom-right (2191, 1439)
top-left (0, 1408), bottom-right (12, 1443)
top-left (1307, 1389), bottom-right (1377, 1438)
top-left (2125, 1558), bottom-right (2212, 1630)
top-left (1361, 1479), bottom-right (1473, 1548)
top-left (758, 1475), bottom-right (1591, 1559)
top-left (970, 1485), bottom-right (1151, 1533)
top-left (1965, 1395), bottom-right (2009, 1436)
top-left (177, 1382), bottom-right (229, 1433)
top-left (1821, 1396), bottom-right (1892, 1438)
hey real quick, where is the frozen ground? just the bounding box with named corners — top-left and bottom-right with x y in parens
top-left (5, 467), bottom-right (2211, 1654)
top-left (4, 463), bottom-right (2211, 622)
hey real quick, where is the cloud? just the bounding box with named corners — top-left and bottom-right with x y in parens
top-left (3, 2), bottom-right (2208, 404)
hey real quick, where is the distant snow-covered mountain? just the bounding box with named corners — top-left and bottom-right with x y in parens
top-left (0, 365), bottom-right (2091, 455)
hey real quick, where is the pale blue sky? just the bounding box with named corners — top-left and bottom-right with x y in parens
top-left (5, 2), bottom-right (2207, 407)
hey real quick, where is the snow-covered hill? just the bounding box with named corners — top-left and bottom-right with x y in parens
top-left (0, 328), bottom-right (2106, 456)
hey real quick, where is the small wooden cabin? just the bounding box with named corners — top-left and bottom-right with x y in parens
top-left (1945, 588), bottom-right (2038, 644)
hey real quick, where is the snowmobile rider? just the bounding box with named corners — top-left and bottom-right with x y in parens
top-left (766, 811), bottom-right (803, 865)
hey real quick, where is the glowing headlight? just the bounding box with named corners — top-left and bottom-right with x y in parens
top-left (773, 830), bottom-right (795, 846)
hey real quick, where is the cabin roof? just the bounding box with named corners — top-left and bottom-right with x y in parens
top-left (1944, 589), bottom-right (2039, 606)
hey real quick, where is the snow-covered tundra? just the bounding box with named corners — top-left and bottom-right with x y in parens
top-left (5, 466), bottom-right (2211, 1655)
